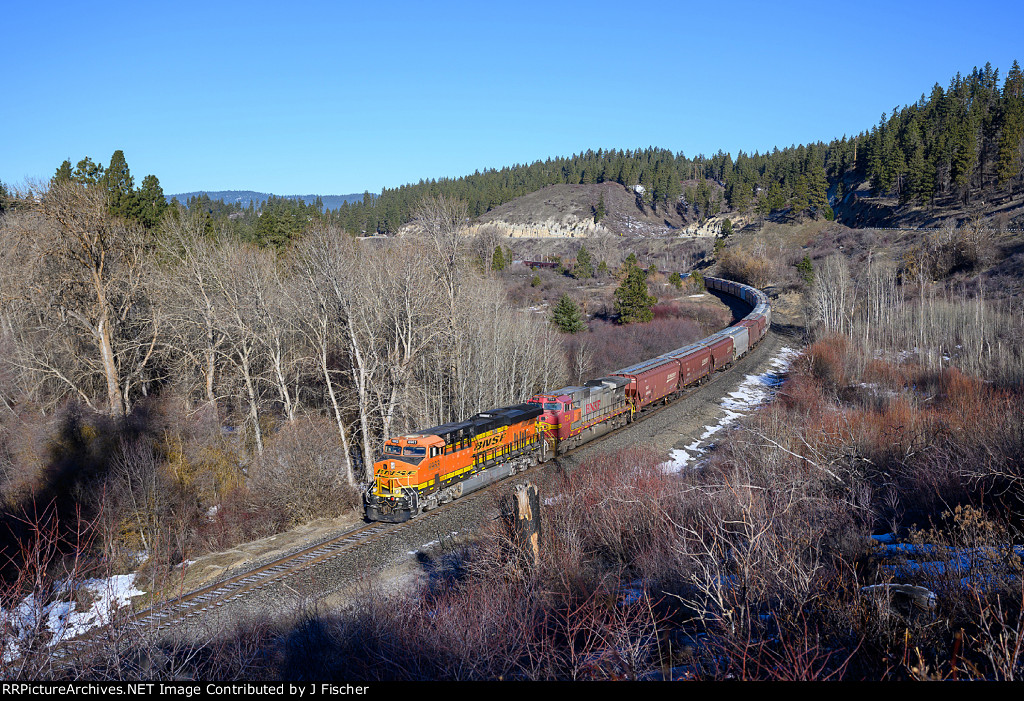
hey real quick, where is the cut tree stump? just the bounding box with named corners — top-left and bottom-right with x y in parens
top-left (502, 482), bottom-right (541, 571)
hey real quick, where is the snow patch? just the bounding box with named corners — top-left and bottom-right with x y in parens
top-left (408, 531), bottom-right (460, 556)
top-left (665, 347), bottom-right (798, 472)
top-left (658, 449), bottom-right (693, 473)
top-left (2, 574), bottom-right (145, 661)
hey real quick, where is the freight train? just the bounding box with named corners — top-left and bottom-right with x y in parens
top-left (364, 276), bottom-right (771, 522)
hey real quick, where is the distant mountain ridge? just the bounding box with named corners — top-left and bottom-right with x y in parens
top-left (168, 190), bottom-right (364, 211)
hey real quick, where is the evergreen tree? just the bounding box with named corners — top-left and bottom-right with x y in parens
top-left (806, 162), bottom-right (832, 218)
top-left (669, 272), bottom-right (683, 289)
top-left (997, 60), bottom-right (1024, 187)
top-left (72, 157), bottom-right (104, 185)
top-left (134, 174), bottom-right (168, 229)
top-left (104, 149), bottom-right (135, 218)
top-left (765, 182), bottom-right (786, 212)
top-left (52, 159), bottom-right (73, 188)
top-left (594, 192), bottom-right (606, 223)
top-left (574, 244), bottom-right (593, 279)
top-left (790, 174), bottom-right (809, 214)
top-left (492, 245), bottom-right (506, 272)
top-left (690, 271), bottom-right (705, 291)
top-left (255, 210), bottom-right (287, 249)
top-left (951, 115), bottom-right (978, 201)
top-left (796, 255), bottom-right (814, 284)
top-left (614, 267), bottom-right (657, 324)
top-left (551, 294), bottom-right (587, 334)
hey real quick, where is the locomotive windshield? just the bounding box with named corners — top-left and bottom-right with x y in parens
top-left (543, 403), bottom-right (560, 411)
top-left (403, 446), bottom-right (426, 457)
top-left (384, 445), bottom-right (401, 455)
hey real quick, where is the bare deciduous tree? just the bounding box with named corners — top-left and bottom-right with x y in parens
top-left (3, 182), bottom-right (160, 415)
top-left (811, 254), bottom-right (853, 336)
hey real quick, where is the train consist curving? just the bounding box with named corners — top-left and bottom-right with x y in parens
top-left (365, 277), bottom-right (771, 522)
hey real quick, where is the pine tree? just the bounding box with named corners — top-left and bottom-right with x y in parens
top-left (492, 245), bottom-right (506, 272)
top-left (997, 60), bottom-right (1024, 187)
top-left (669, 272), bottom-right (683, 289)
top-left (72, 157), bottom-right (104, 185)
top-left (594, 192), bottom-right (606, 223)
top-left (105, 150), bottom-right (135, 218)
top-left (806, 162), bottom-right (832, 219)
top-left (134, 174), bottom-right (167, 229)
top-left (256, 210), bottom-right (287, 249)
top-left (574, 244), bottom-right (593, 279)
top-left (614, 267), bottom-right (657, 324)
top-left (765, 182), bottom-right (786, 212)
top-left (690, 270), bottom-right (705, 291)
top-left (951, 115), bottom-right (978, 202)
top-left (790, 174), bottom-right (809, 215)
top-left (796, 255), bottom-right (814, 284)
top-left (551, 294), bottom-right (586, 333)
top-left (52, 159), bottom-right (73, 187)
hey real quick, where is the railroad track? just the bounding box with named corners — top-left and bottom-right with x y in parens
top-left (108, 327), bottom-right (790, 639)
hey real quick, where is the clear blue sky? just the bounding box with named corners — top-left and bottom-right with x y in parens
top-left (2, 0), bottom-right (1020, 196)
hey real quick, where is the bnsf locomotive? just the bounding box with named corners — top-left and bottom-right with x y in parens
top-left (365, 276), bottom-right (771, 522)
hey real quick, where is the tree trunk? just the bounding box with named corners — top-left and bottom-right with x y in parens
top-left (501, 482), bottom-right (541, 575)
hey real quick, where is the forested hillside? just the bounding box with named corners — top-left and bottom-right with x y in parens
top-left (323, 61), bottom-right (1023, 235)
top-left (169, 191), bottom-right (364, 212)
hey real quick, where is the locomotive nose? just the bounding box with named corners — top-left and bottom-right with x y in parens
top-left (539, 410), bottom-right (559, 429)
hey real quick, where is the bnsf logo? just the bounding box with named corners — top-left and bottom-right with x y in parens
top-left (586, 400), bottom-right (601, 413)
top-left (474, 435), bottom-right (502, 451)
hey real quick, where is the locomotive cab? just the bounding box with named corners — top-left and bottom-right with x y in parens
top-left (366, 435), bottom-right (444, 522)
top-left (529, 395), bottom-right (574, 440)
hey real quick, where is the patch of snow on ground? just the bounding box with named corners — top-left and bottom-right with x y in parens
top-left (408, 531), bottom-right (460, 556)
top-left (664, 346), bottom-right (798, 472)
top-left (871, 537), bottom-right (1024, 590)
top-left (658, 449), bottom-right (693, 473)
top-left (2, 574), bottom-right (145, 660)
top-left (47, 575), bottom-right (145, 642)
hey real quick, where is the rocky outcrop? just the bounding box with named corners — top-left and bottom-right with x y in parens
top-left (464, 214), bottom-right (614, 238)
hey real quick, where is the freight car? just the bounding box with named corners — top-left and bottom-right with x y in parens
top-left (365, 276), bottom-right (771, 522)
